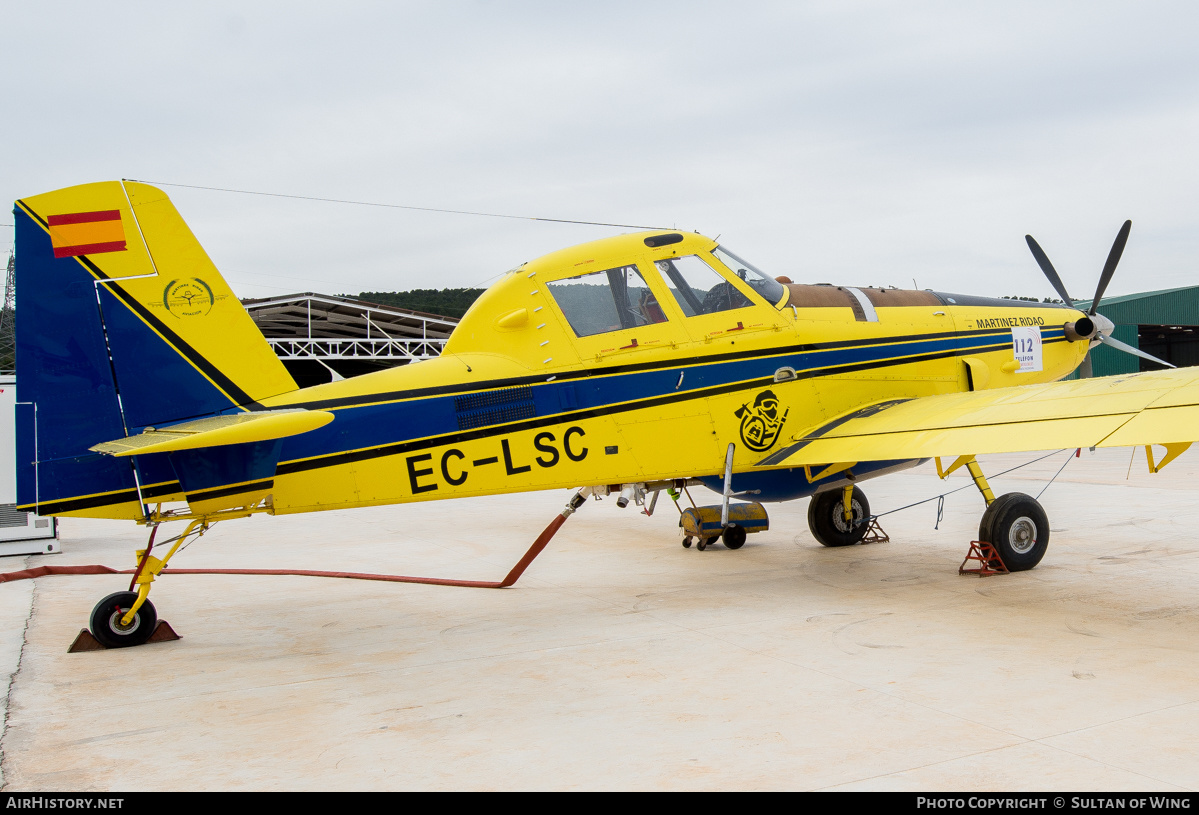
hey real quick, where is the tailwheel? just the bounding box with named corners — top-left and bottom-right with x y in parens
top-left (90, 591), bottom-right (157, 649)
top-left (808, 486), bottom-right (870, 547)
top-left (979, 492), bottom-right (1049, 572)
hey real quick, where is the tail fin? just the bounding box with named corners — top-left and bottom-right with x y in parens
top-left (13, 181), bottom-right (298, 518)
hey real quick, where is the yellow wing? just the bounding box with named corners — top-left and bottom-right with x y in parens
top-left (763, 367), bottom-right (1199, 467)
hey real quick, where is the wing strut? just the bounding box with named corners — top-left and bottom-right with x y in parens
top-left (935, 455), bottom-right (996, 506)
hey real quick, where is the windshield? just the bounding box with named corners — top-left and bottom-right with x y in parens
top-left (656, 256), bottom-right (752, 316)
top-left (711, 246), bottom-right (786, 307)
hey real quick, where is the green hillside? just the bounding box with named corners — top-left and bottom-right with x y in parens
top-left (356, 288), bottom-right (485, 319)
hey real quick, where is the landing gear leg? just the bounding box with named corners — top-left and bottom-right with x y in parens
top-left (937, 455), bottom-right (1050, 572)
top-left (937, 454), bottom-right (995, 508)
top-left (87, 519), bottom-right (207, 648)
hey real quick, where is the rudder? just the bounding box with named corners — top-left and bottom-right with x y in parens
top-left (14, 181), bottom-right (298, 518)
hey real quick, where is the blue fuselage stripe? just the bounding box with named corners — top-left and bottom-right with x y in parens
top-left (267, 329), bottom-right (1060, 468)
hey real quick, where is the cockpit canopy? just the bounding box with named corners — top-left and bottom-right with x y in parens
top-left (540, 237), bottom-right (786, 340)
top-left (444, 231), bottom-right (792, 368)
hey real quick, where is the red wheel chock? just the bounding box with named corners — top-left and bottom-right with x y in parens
top-left (959, 541), bottom-right (1009, 576)
top-left (859, 516), bottom-right (890, 545)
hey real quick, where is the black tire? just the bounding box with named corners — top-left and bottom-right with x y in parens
top-left (90, 591), bottom-right (157, 649)
top-left (722, 524), bottom-right (747, 550)
top-left (808, 487), bottom-right (870, 547)
top-left (682, 537), bottom-right (693, 549)
top-left (697, 538), bottom-right (709, 551)
top-left (980, 492), bottom-right (1049, 572)
top-left (978, 492), bottom-right (1018, 544)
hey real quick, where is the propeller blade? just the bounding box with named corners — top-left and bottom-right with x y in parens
top-left (1080, 351), bottom-right (1093, 379)
top-left (1096, 332), bottom-right (1175, 368)
top-left (1091, 219), bottom-right (1132, 315)
top-left (1025, 235), bottom-right (1074, 307)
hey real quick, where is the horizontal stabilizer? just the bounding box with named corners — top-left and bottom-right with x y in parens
top-left (90, 409), bottom-right (334, 457)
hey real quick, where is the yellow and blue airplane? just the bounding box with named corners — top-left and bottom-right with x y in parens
top-left (11, 181), bottom-right (1199, 648)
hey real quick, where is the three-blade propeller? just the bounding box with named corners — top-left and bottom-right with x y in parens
top-left (1024, 220), bottom-right (1173, 377)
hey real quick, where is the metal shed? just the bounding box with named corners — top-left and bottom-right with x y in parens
top-left (242, 293), bottom-right (460, 387)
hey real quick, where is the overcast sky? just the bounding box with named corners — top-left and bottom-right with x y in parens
top-left (5, 1), bottom-right (1199, 301)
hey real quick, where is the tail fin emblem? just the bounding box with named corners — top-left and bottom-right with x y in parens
top-left (163, 277), bottom-right (216, 318)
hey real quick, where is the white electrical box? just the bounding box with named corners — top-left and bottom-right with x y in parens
top-left (0, 375), bottom-right (59, 556)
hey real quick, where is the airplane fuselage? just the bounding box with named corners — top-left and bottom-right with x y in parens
top-left (43, 230), bottom-right (1086, 520)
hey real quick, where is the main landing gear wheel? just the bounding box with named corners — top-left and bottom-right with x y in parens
top-left (979, 492), bottom-right (1049, 572)
top-left (808, 487), bottom-right (870, 547)
top-left (722, 524), bottom-right (747, 550)
top-left (90, 591), bottom-right (157, 649)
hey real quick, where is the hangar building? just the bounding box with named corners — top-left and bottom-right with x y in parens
top-left (1075, 286), bottom-right (1199, 377)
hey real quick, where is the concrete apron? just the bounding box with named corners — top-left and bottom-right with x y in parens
top-left (2, 448), bottom-right (1199, 791)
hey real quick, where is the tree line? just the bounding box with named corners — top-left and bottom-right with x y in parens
top-left (356, 288), bottom-right (485, 319)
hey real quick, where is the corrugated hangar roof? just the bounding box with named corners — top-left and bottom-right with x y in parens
top-left (241, 292), bottom-right (458, 341)
top-left (1077, 285), bottom-right (1199, 326)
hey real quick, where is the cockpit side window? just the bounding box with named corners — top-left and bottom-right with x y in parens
top-left (657, 255), bottom-right (752, 316)
top-left (711, 246), bottom-right (786, 306)
top-left (546, 265), bottom-right (668, 338)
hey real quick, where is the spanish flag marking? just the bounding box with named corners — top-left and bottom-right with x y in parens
top-left (47, 210), bottom-right (127, 258)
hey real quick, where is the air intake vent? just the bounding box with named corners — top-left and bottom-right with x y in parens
top-left (455, 386), bottom-right (536, 430)
top-left (644, 233), bottom-right (684, 248)
top-left (0, 503), bottom-right (30, 529)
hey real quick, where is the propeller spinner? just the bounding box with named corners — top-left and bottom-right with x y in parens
top-left (1024, 220), bottom-right (1173, 377)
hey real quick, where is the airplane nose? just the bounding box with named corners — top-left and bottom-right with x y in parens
top-left (1092, 313), bottom-right (1115, 337)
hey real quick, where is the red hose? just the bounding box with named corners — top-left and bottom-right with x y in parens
top-left (0, 564), bottom-right (124, 582)
top-left (0, 512), bottom-right (568, 589)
